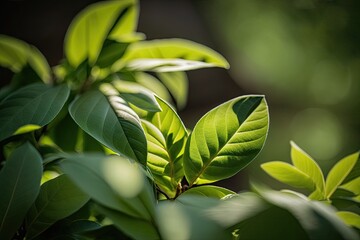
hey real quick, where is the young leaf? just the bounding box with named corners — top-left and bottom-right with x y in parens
top-left (25, 175), bottom-right (89, 239)
top-left (156, 72), bottom-right (188, 109)
top-left (142, 96), bottom-right (188, 198)
top-left (0, 35), bottom-right (51, 83)
top-left (134, 72), bottom-right (172, 103)
top-left (65, 0), bottom-right (139, 68)
top-left (325, 152), bottom-right (359, 199)
top-left (69, 90), bottom-right (147, 165)
top-left (112, 79), bottom-right (161, 112)
top-left (336, 211), bottom-right (360, 229)
top-left (261, 161), bottom-right (316, 191)
top-left (180, 185), bottom-right (235, 199)
top-left (59, 154), bottom-right (154, 221)
top-left (184, 95), bottom-right (269, 186)
top-left (112, 38), bottom-right (230, 72)
top-left (290, 141), bottom-right (325, 198)
top-left (340, 176), bottom-right (360, 195)
top-left (0, 142), bottom-right (42, 240)
top-left (0, 83), bottom-right (70, 142)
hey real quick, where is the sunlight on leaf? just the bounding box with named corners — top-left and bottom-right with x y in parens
top-left (336, 211), bottom-right (360, 229)
top-left (184, 95), bottom-right (269, 186)
top-left (157, 72), bottom-right (188, 109)
top-left (13, 124), bottom-right (41, 136)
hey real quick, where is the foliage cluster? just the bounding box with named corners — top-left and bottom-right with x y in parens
top-left (0, 1), bottom-right (359, 239)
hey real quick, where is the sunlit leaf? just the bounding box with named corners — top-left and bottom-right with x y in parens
top-left (13, 124), bottom-right (41, 136)
top-left (181, 185), bottom-right (235, 199)
top-left (59, 154), bottom-right (155, 221)
top-left (65, 0), bottom-right (139, 68)
top-left (0, 142), bottom-right (42, 240)
top-left (69, 90), bottom-right (147, 165)
top-left (112, 79), bottom-right (161, 112)
top-left (336, 212), bottom-right (360, 229)
top-left (157, 72), bottom-right (188, 109)
top-left (340, 177), bottom-right (360, 195)
top-left (112, 38), bottom-right (229, 72)
top-left (0, 83), bottom-right (70, 142)
top-left (142, 96), bottom-right (188, 198)
top-left (261, 161), bottom-right (316, 191)
top-left (0, 35), bottom-right (51, 83)
top-left (25, 175), bottom-right (89, 239)
top-left (290, 141), bottom-right (325, 199)
top-left (325, 152), bottom-right (359, 199)
top-left (184, 95), bottom-right (269, 186)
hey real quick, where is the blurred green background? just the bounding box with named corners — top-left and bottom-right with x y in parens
top-left (1, 0), bottom-right (359, 191)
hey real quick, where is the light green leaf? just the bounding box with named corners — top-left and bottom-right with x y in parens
top-left (142, 96), bottom-right (188, 198)
top-left (69, 90), bottom-right (147, 165)
top-left (65, 0), bottom-right (139, 68)
top-left (13, 124), bottom-right (41, 136)
top-left (95, 205), bottom-right (159, 240)
top-left (325, 152), bottom-right (359, 199)
top-left (0, 83), bottom-right (70, 142)
top-left (25, 175), bottom-right (89, 239)
top-left (184, 95), bottom-right (269, 186)
top-left (112, 38), bottom-right (229, 72)
top-left (181, 185), bottom-right (235, 199)
top-left (290, 141), bottom-right (325, 199)
top-left (0, 35), bottom-right (51, 83)
top-left (157, 72), bottom-right (188, 109)
top-left (340, 176), bottom-right (360, 195)
top-left (0, 142), bottom-right (42, 240)
top-left (336, 211), bottom-right (360, 229)
top-left (112, 79), bottom-right (161, 112)
top-left (134, 72), bottom-right (173, 103)
top-left (261, 161), bottom-right (316, 191)
top-left (59, 154), bottom-right (154, 221)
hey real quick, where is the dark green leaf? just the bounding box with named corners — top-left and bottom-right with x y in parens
top-left (181, 185), bottom-right (235, 199)
top-left (0, 83), bottom-right (70, 142)
top-left (69, 90), bottom-right (147, 165)
top-left (25, 174), bottom-right (89, 239)
top-left (0, 142), bottom-right (42, 239)
top-left (184, 95), bottom-right (269, 186)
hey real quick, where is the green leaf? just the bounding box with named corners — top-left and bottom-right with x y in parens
top-left (65, 0), bottom-right (139, 68)
top-left (0, 83), bottom-right (70, 142)
top-left (336, 212), bottom-right (360, 229)
top-left (112, 79), bottom-right (161, 112)
top-left (69, 90), bottom-right (147, 165)
top-left (95, 205), bottom-right (159, 240)
top-left (142, 96), bottom-right (188, 198)
top-left (25, 174), bottom-right (89, 239)
top-left (59, 154), bottom-right (154, 221)
top-left (134, 72), bottom-right (172, 103)
top-left (290, 141), bottom-right (325, 199)
top-left (256, 188), bottom-right (358, 240)
top-left (340, 176), bottom-right (360, 195)
top-left (325, 152), bottom-right (359, 199)
top-left (181, 185), bottom-right (235, 199)
top-left (184, 95), bottom-right (269, 186)
top-left (0, 142), bottom-right (43, 240)
top-left (261, 161), bottom-right (316, 191)
top-left (157, 72), bottom-right (188, 109)
top-left (112, 38), bottom-right (229, 72)
top-left (0, 35), bottom-right (51, 83)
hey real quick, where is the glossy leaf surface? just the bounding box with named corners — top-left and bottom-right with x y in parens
top-left (291, 142), bottom-right (325, 199)
top-left (143, 96), bottom-right (188, 198)
top-left (65, 0), bottom-right (138, 67)
top-left (0, 35), bottom-right (50, 82)
top-left (325, 152), bottom-right (359, 199)
top-left (69, 90), bottom-right (147, 165)
top-left (0, 83), bottom-right (70, 142)
top-left (25, 175), bottom-right (89, 239)
top-left (113, 38), bottom-right (229, 72)
top-left (0, 143), bottom-right (42, 240)
top-left (261, 161), bottom-right (316, 191)
top-left (184, 95), bottom-right (269, 185)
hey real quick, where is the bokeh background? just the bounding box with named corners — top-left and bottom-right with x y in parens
top-left (1, 0), bottom-right (359, 191)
